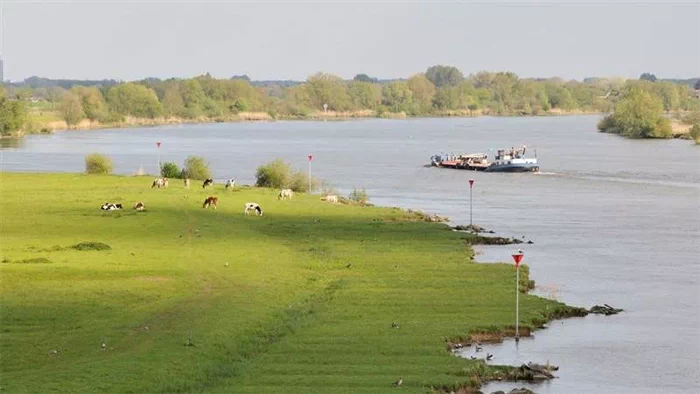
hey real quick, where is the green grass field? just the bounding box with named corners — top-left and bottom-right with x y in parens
top-left (0, 173), bottom-right (573, 393)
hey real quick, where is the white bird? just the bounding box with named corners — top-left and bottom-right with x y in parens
top-left (101, 343), bottom-right (106, 351)
top-left (392, 377), bottom-right (403, 387)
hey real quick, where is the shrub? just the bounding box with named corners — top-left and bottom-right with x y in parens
top-left (160, 161), bottom-right (181, 178)
top-left (255, 159), bottom-right (291, 189)
top-left (85, 153), bottom-right (113, 174)
top-left (182, 156), bottom-right (211, 180)
top-left (348, 188), bottom-right (369, 203)
top-left (289, 170), bottom-right (319, 193)
top-left (255, 159), bottom-right (319, 192)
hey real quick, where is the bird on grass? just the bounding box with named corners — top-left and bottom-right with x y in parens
top-left (101, 343), bottom-right (106, 351)
top-left (475, 344), bottom-right (483, 352)
top-left (392, 377), bottom-right (403, 387)
top-left (470, 356), bottom-right (477, 360)
top-left (391, 322), bottom-right (400, 329)
top-left (486, 353), bottom-right (494, 361)
top-left (346, 263), bottom-right (353, 268)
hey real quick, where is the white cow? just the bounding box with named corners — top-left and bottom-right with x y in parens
top-left (152, 178), bottom-right (168, 188)
top-left (244, 202), bottom-right (263, 216)
top-left (278, 189), bottom-right (294, 200)
top-left (225, 179), bottom-right (236, 190)
top-left (320, 195), bottom-right (339, 203)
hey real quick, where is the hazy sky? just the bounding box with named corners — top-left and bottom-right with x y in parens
top-left (3, 1), bottom-right (699, 82)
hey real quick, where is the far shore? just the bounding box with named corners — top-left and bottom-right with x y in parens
top-left (10, 108), bottom-right (605, 138)
top-left (8, 108), bottom-right (694, 139)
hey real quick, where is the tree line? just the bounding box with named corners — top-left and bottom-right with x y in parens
top-left (2, 66), bottom-right (699, 136)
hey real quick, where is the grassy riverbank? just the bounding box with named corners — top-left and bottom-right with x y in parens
top-left (0, 173), bottom-right (580, 393)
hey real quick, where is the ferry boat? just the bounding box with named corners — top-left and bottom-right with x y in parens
top-left (430, 153), bottom-right (491, 171)
top-left (485, 146), bottom-right (539, 173)
top-left (430, 146), bottom-right (538, 173)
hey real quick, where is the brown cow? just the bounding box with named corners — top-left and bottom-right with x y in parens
top-left (203, 196), bottom-right (219, 209)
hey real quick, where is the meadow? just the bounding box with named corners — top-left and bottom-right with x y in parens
top-left (0, 173), bottom-right (578, 393)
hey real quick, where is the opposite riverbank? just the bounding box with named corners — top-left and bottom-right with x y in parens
top-left (0, 172), bottom-right (585, 393)
top-left (15, 107), bottom-right (605, 137)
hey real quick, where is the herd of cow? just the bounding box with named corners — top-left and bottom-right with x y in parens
top-left (99, 177), bottom-right (341, 216)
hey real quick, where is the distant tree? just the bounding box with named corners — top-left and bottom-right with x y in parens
top-left (382, 81), bottom-right (413, 112)
top-left (353, 74), bottom-right (378, 83)
top-left (303, 73), bottom-right (351, 111)
top-left (639, 73), bottom-right (657, 82)
top-left (425, 65), bottom-right (464, 87)
top-left (407, 74), bottom-right (436, 113)
top-left (72, 86), bottom-right (107, 121)
top-left (59, 92), bottom-right (85, 127)
top-left (106, 83), bottom-right (162, 118)
top-left (468, 103), bottom-right (478, 115)
top-left (231, 74), bottom-right (251, 82)
top-left (162, 85), bottom-right (185, 117)
top-left (0, 96), bottom-right (28, 136)
top-left (432, 87), bottom-right (459, 110)
top-left (348, 81), bottom-right (381, 110)
top-left (597, 88), bottom-right (671, 138)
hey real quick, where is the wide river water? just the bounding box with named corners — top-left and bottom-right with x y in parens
top-left (1, 116), bottom-right (699, 393)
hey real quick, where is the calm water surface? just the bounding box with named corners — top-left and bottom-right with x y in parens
top-left (2, 116), bottom-right (699, 393)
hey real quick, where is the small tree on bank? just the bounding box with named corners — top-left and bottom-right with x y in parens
top-left (255, 159), bottom-right (319, 192)
top-left (597, 88), bottom-right (672, 138)
top-left (59, 92), bottom-right (85, 128)
top-left (182, 156), bottom-right (211, 180)
top-left (85, 153), bottom-right (113, 174)
top-left (160, 162), bottom-right (181, 178)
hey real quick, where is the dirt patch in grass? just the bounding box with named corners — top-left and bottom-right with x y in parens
top-left (2, 257), bottom-right (53, 264)
top-left (134, 276), bottom-right (170, 282)
top-left (72, 242), bottom-right (112, 251)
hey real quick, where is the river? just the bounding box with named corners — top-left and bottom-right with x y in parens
top-left (1, 116), bottom-right (699, 393)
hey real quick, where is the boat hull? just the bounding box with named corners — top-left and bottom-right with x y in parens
top-left (485, 163), bottom-right (539, 173)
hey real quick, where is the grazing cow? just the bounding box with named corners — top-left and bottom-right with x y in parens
top-left (244, 202), bottom-right (263, 216)
top-left (134, 202), bottom-right (146, 211)
top-left (320, 195), bottom-right (339, 203)
top-left (101, 203), bottom-right (123, 211)
top-left (225, 179), bottom-right (236, 190)
top-left (202, 178), bottom-right (214, 189)
top-left (202, 196), bottom-right (219, 209)
top-left (152, 178), bottom-right (168, 189)
top-left (278, 188), bottom-right (294, 200)
top-left (184, 178), bottom-right (191, 188)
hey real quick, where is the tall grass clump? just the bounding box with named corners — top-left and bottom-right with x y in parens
top-left (255, 159), bottom-right (319, 192)
top-left (85, 153), bottom-right (113, 174)
top-left (182, 156), bottom-right (211, 180)
top-left (348, 188), bottom-right (369, 203)
top-left (160, 162), bottom-right (181, 178)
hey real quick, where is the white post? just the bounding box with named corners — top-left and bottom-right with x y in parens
top-left (516, 265), bottom-right (520, 342)
top-left (469, 186), bottom-right (473, 226)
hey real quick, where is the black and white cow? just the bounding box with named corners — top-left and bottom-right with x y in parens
top-left (101, 203), bottom-right (123, 211)
top-left (244, 202), bottom-right (263, 216)
top-left (202, 178), bottom-right (214, 189)
top-left (225, 179), bottom-right (236, 190)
